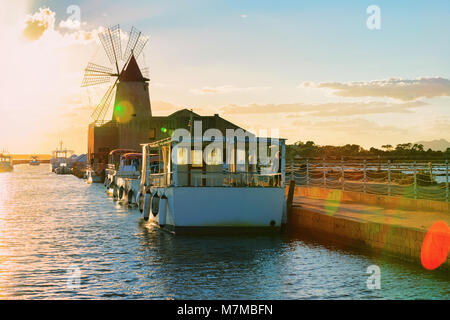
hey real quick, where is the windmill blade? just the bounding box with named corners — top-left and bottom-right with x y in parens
top-left (81, 62), bottom-right (114, 87)
top-left (123, 26), bottom-right (149, 62)
top-left (91, 84), bottom-right (117, 122)
top-left (99, 25), bottom-right (122, 73)
top-left (141, 67), bottom-right (150, 79)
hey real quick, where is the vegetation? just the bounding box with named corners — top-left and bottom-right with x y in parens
top-left (286, 141), bottom-right (450, 160)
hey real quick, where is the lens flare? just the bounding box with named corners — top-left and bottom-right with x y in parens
top-left (114, 101), bottom-right (134, 123)
top-left (421, 220), bottom-right (450, 270)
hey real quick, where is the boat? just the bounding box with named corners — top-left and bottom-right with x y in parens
top-left (104, 149), bottom-right (140, 196)
top-left (29, 156), bottom-right (40, 166)
top-left (51, 142), bottom-right (73, 174)
top-left (0, 153), bottom-right (13, 172)
top-left (135, 135), bottom-right (287, 234)
top-left (115, 153), bottom-right (160, 206)
top-left (85, 152), bottom-right (106, 183)
top-left (110, 152), bottom-right (143, 203)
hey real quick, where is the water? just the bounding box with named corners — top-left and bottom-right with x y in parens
top-left (0, 164), bottom-right (448, 299)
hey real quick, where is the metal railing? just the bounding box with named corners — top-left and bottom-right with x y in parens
top-left (148, 171), bottom-right (283, 188)
top-left (286, 158), bottom-right (449, 202)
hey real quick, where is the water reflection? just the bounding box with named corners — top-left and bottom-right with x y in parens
top-left (0, 165), bottom-right (448, 299)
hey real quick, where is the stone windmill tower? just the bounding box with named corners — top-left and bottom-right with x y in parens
top-left (82, 25), bottom-right (151, 123)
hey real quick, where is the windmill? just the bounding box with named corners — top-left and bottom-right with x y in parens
top-left (81, 25), bottom-right (151, 123)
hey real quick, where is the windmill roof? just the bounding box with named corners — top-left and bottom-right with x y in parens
top-left (120, 55), bottom-right (146, 82)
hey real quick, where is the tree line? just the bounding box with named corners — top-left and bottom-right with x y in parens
top-left (286, 141), bottom-right (450, 160)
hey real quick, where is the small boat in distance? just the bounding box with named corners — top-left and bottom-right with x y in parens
top-left (51, 141), bottom-right (73, 174)
top-left (29, 156), bottom-right (40, 166)
top-left (0, 153), bottom-right (13, 172)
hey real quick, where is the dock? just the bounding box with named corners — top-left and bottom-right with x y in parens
top-left (286, 186), bottom-right (450, 271)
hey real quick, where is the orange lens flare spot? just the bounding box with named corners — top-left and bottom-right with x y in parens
top-left (420, 220), bottom-right (450, 270)
top-left (114, 100), bottom-right (134, 123)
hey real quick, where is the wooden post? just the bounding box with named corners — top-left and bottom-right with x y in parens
top-left (363, 159), bottom-right (367, 194)
top-left (286, 179), bottom-right (296, 228)
top-left (446, 160), bottom-right (449, 202)
top-left (413, 161), bottom-right (417, 200)
top-left (387, 160), bottom-right (391, 197)
top-left (341, 157), bottom-right (345, 191)
top-left (323, 157), bottom-right (326, 188)
top-left (306, 158), bottom-right (310, 186)
top-left (291, 159), bottom-right (294, 181)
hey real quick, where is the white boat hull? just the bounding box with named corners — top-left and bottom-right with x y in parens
top-left (145, 187), bottom-right (285, 233)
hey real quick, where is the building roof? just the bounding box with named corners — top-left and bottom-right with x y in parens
top-left (167, 109), bottom-right (201, 118)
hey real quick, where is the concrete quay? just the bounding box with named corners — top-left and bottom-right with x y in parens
top-left (287, 186), bottom-right (450, 271)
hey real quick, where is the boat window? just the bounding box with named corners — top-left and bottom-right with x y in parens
top-left (191, 149), bottom-right (203, 167)
top-left (205, 147), bottom-right (222, 165)
top-left (236, 148), bottom-right (246, 172)
top-left (176, 147), bottom-right (188, 165)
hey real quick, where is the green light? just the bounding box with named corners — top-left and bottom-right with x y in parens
top-left (115, 105), bottom-right (122, 112)
top-left (161, 127), bottom-right (167, 133)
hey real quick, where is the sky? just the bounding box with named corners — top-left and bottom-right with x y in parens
top-left (0, 0), bottom-right (449, 154)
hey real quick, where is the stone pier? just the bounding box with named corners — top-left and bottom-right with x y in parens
top-left (287, 186), bottom-right (450, 271)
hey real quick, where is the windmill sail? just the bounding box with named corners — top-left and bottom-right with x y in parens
top-left (99, 25), bottom-right (122, 73)
top-left (123, 27), bottom-right (149, 62)
top-left (141, 67), bottom-right (150, 79)
top-left (81, 62), bottom-right (114, 87)
top-left (90, 84), bottom-right (116, 122)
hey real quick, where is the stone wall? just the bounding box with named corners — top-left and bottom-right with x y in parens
top-left (292, 186), bottom-right (449, 213)
top-left (288, 186), bottom-right (450, 271)
top-left (289, 206), bottom-right (450, 271)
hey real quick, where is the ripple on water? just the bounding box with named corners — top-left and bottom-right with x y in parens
top-left (0, 164), bottom-right (448, 299)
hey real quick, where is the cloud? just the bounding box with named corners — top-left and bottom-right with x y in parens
top-left (22, 7), bottom-right (102, 46)
top-left (287, 118), bottom-right (410, 147)
top-left (221, 100), bottom-right (428, 117)
top-left (301, 77), bottom-right (450, 101)
top-left (59, 18), bottom-right (82, 30)
top-left (292, 118), bottom-right (407, 133)
top-left (190, 85), bottom-right (271, 95)
top-left (22, 7), bottom-right (55, 40)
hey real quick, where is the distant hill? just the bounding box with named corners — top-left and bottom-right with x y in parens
top-left (414, 139), bottom-right (450, 151)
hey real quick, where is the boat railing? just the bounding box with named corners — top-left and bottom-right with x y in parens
top-left (116, 170), bottom-right (141, 179)
top-left (148, 171), bottom-right (283, 188)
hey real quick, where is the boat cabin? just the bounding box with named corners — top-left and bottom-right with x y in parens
top-left (107, 149), bottom-right (138, 171)
top-left (119, 153), bottom-right (142, 172)
top-left (141, 136), bottom-right (286, 188)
